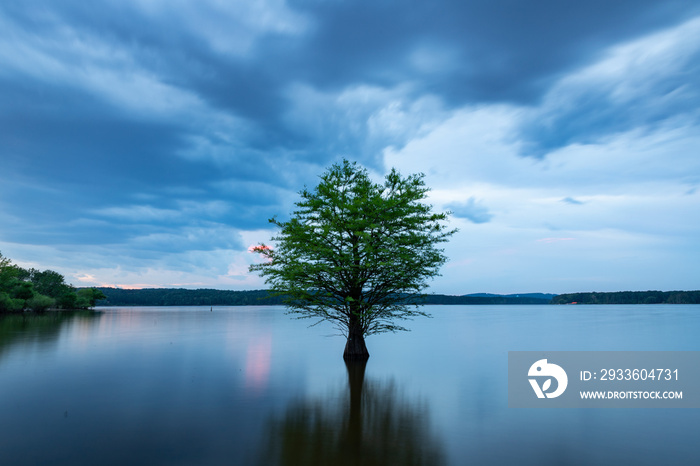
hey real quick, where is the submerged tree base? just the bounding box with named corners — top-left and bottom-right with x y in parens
top-left (343, 335), bottom-right (370, 361)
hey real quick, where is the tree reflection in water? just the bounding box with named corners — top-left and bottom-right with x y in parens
top-left (260, 360), bottom-right (446, 466)
top-left (0, 310), bottom-right (100, 360)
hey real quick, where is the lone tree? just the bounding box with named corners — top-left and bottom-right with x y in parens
top-left (250, 160), bottom-right (456, 360)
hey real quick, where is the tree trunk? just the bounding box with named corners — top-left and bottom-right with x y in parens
top-left (343, 318), bottom-right (369, 361)
top-left (345, 358), bottom-right (367, 458)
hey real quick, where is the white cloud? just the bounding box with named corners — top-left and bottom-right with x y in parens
top-left (382, 37), bottom-right (700, 293)
top-left (567, 16), bottom-right (700, 104)
top-left (0, 15), bottom-right (197, 115)
top-left (0, 7), bottom-right (261, 145)
top-left (520, 15), bottom-right (700, 155)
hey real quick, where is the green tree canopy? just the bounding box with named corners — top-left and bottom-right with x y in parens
top-left (0, 252), bottom-right (26, 312)
top-left (250, 160), bottom-right (456, 360)
top-left (29, 269), bottom-right (70, 297)
top-left (0, 251), bottom-right (95, 312)
top-left (76, 288), bottom-right (107, 309)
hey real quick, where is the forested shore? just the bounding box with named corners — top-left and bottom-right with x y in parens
top-left (0, 252), bottom-right (104, 312)
top-left (93, 287), bottom-right (700, 307)
top-left (97, 287), bottom-right (700, 306)
top-left (93, 288), bottom-right (553, 306)
top-left (551, 290), bottom-right (700, 305)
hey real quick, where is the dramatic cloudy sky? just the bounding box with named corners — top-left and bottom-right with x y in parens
top-left (1, 0), bottom-right (699, 294)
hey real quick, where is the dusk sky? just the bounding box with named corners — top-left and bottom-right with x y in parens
top-left (1, 1), bottom-right (699, 294)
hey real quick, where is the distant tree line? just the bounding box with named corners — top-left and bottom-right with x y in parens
top-left (417, 294), bottom-right (552, 305)
top-left (95, 287), bottom-right (700, 307)
top-left (0, 311), bottom-right (100, 360)
top-left (551, 290), bottom-right (700, 305)
top-left (0, 252), bottom-right (105, 313)
top-left (94, 287), bottom-right (553, 307)
top-left (94, 288), bottom-right (286, 307)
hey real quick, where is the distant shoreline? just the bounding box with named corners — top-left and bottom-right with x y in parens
top-left (88, 287), bottom-right (700, 307)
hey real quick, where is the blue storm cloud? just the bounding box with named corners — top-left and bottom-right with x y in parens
top-left (562, 197), bottom-right (584, 206)
top-left (447, 198), bottom-right (493, 224)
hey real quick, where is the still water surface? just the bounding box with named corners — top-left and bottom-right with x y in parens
top-left (1, 305), bottom-right (699, 465)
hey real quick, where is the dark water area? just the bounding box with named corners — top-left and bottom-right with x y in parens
top-left (1, 305), bottom-right (699, 465)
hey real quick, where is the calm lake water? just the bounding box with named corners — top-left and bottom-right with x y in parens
top-left (1, 304), bottom-right (700, 465)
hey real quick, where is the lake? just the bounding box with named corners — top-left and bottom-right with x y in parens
top-left (1, 304), bottom-right (700, 465)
